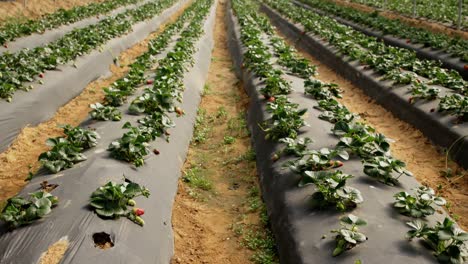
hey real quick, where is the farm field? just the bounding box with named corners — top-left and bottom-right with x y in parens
top-left (0, 0), bottom-right (466, 263)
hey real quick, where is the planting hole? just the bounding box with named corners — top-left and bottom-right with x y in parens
top-left (93, 232), bottom-right (114, 249)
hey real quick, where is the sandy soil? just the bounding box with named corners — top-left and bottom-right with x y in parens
top-left (171, 1), bottom-right (278, 263)
top-left (278, 31), bottom-right (468, 229)
top-left (38, 239), bottom-right (69, 264)
top-left (0, 4), bottom-right (190, 205)
top-left (328, 0), bottom-right (468, 40)
top-left (0, 0), bottom-right (106, 25)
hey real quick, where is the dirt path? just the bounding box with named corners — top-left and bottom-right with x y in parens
top-left (327, 0), bottom-right (468, 40)
top-left (171, 1), bottom-right (278, 263)
top-left (0, 0), bottom-right (105, 25)
top-left (277, 30), bottom-right (468, 229)
top-left (0, 3), bottom-right (191, 206)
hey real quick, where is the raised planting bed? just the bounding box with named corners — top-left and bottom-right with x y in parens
top-left (260, 1), bottom-right (468, 169)
top-left (0, 0), bottom-right (150, 54)
top-left (227, 0), bottom-right (466, 263)
top-left (293, 0), bottom-right (468, 80)
top-left (0, 0), bottom-right (216, 262)
top-left (347, 0), bottom-right (468, 29)
top-left (0, 0), bottom-right (188, 152)
top-left (0, 0), bottom-right (144, 46)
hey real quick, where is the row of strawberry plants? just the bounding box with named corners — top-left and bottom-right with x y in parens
top-left (91, 0), bottom-right (213, 225)
top-left (0, 0), bottom-right (213, 230)
top-left (264, 0), bottom-right (468, 122)
top-left (0, 0), bottom-right (177, 101)
top-left (39, 0), bottom-right (202, 174)
top-left (233, 0), bottom-right (467, 262)
top-left (298, 0), bottom-right (468, 62)
top-left (101, 0), bottom-right (211, 167)
top-left (232, 0), bottom-right (367, 254)
top-left (349, 0), bottom-right (468, 28)
top-left (0, 0), bottom-right (144, 45)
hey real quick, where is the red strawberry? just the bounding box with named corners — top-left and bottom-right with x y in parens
top-left (146, 79), bottom-right (153, 85)
top-left (3, 44), bottom-right (7, 48)
top-left (153, 149), bottom-right (160, 155)
top-left (39, 73), bottom-right (44, 78)
top-left (271, 153), bottom-right (279, 162)
top-left (175, 107), bottom-right (184, 116)
top-left (268, 96), bottom-right (276, 102)
top-left (406, 39), bottom-right (411, 44)
top-left (133, 208), bottom-right (145, 216)
top-left (464, 65), bottom-right (468, 71)
top-left (331, 160), bottom-right (344, 168)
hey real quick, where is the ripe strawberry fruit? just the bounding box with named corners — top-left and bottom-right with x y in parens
top-left (39, 73), bottom-right (44, 78)
top-left (153, 149), bottom-right (160, 155)
top-left (133, 208), bottom-right (145, 216)
top-left (331, 160), bottom-right (344, 168)
top-left (464, 65), bottom-right (468, 71)
top-left (268, 96), bottom-right (276, 102)
top-left (146, 79), bottom-right (153, 85)
top-left (175, 107), bottom-right (184, 116)
top-left (3, 44), bottom-right (7, 48)
top-left (271, 153), bottom-right (279, 162)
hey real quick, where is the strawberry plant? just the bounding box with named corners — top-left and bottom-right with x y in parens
top-left (90, 179), bottom-right (150, 226)
top-left (394, 186), bottom-right (446, 217)
top-left (104, 87), bottom-right (131, 107)
top-left (409, 81), bottom-right (440, 102)
top-left (315, 99), bottom-right (357, 123)
top-left (260, 71), bottom-right (292, 98)
top-left (278, 137), bottom-right (313, 157)
top-left (39, 137), bottom-right (87, 173)
top-left (407, 218), bottom-right (468, 264)
top-left (137, 112), bottom-right (175, 140)
top-left (90, 103), bottom-right (122, 121)
top-left (331, 214), bottom-right (367, 256)
top-left (438, 94), bottom-right (468, 122)
top-left (363, 155), bottom-right (413, 185)
top-left (108, 123), bottom-right (150, 167)
top-left (299, 171), bottom-right (363, 211)
top-left (263, 95), bottom-right (307, 141)
top-left (270, 36), bottom-right (317, 79)
top-left (287, 147), bottom-right (348, 173)
top-left (304, 79), bottom-right (342, 100)
top-left (0, 191), bottom-right (58, 229)
top-left (61, 124), bottom-right (100, 149)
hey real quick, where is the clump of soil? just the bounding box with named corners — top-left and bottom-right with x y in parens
top-left (38, 238), bottom-right (69, 264)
